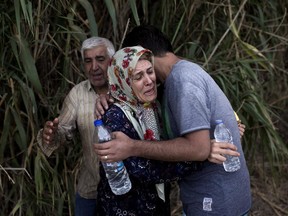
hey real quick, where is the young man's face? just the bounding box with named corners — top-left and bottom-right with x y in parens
top-left (151, 56), bottom-right (164, 84)
top-left (83, 46), bottom-right (110, 91)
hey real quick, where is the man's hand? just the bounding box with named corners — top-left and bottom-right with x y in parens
top-left (208, 140), bottom-right (240, 164)
top-left (95, 94), bottom-right (114, 119)
top-left (42, 118), bottom-right (59, 145)
top-left (94, 131), bottom-right (133, 162)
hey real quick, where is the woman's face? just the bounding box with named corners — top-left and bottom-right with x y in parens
top-left (131, 59), bottom-right (157, 103)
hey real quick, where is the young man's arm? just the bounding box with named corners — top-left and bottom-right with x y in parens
top-left (94, 129), bottom-right (211, 162)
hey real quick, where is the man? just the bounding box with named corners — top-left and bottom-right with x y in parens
top-left (94, 25), bottom-right (251, 215)
top-left (37, 37), bottom-right (115, 216)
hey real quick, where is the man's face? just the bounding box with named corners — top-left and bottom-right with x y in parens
top-left (83, 46), bottom-right (110, 90)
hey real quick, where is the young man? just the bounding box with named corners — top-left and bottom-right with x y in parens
top-left (37, 37), bottom-right (115, 216)
top-left (94, 25), bottom-right (251, 215)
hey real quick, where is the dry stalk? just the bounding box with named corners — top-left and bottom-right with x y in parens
top-left (0, 166), bottom-right (32, 183)
top-left (255, 190), bottom-right (287, 216)
top-left (119, 18), bottom-right (130, 49)
top-left (0, 164), bottom-right (15, 184)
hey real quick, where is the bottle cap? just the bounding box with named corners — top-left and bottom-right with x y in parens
top-left (215, 119), bottom-right (223, 124)
top-left (94, 119), bottom-right (103, 126)
top-left (234, 111), bottom-right (241, 123)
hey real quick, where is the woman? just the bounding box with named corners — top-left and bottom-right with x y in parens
top-left (97, 46), bottom-right (202, 215)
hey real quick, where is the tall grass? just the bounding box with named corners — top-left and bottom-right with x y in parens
top-left (0, 0), bottom-right (287, 215)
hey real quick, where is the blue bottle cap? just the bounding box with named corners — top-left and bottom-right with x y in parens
top-left (94, 119), bottom-right (103, 126)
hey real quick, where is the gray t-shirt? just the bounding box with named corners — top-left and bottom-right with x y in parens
top-left (163, 60), bottom-right (251, 215)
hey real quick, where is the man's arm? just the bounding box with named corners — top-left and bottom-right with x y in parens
top-left (94, 129), bottom-right (211, 162)
top-left (37, 91), bottom-right (77, 157)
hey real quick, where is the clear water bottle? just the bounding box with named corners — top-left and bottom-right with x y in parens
top-left (93, 119), bottom-right (132, 195)
top-left (214, 119), bottom-right (241, 172)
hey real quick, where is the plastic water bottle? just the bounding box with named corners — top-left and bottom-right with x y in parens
top-left (214, 119), bottom-right (240, 172)
top-left (93, 119), bottom-right (132, 195)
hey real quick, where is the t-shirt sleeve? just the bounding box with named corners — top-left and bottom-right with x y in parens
top-left (167, 64), bottom-right (211, 136)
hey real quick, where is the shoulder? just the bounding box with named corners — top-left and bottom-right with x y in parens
top-left (167, 60), bottom-right (213, 90)
top-left (69, 80), bottom-right (89, 92)
top-left (103, 104), bottom-right (128, 125)
top-left (172, 60), bottom-right (207, 79)
top-left (102, 104), bottom-right (139, 139)
top-left (65, 80), bottom-right (90, 100)
top-left (104, 104), bottom-right (125, 116)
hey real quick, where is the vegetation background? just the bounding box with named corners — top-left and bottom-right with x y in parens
top-left (0, 0), bottom-right (287, 215)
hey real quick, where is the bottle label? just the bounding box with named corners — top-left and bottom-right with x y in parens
top-left (203, 197), bottom-right (213, 211)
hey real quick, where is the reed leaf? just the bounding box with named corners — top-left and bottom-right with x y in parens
top-left (57, 191), bottom-right (67, 215)
top-left (67, 12), bottom-right (87, 42)
top-left (104, 0), bottom-right (117, 35)
top-left (78, 0), bottom-right (98, 36)
top-left (14, 0), bottom-right (21, 37)
top-left (11, 36), bottom-right (43, 95)
top-left (128, 0), bottom-right (140, 26)
top-left (171, 12), bottom-right (185, 45)
top-left (20, 0), bottom-right (34, 30)
top-left (34, 150), bottom-right (44, 198)
top-left (10, 198), bottom-right (24, 215)
top-left (0, 107), bottom-right (11, 160)
top-left (11, 106), bottom-right (27, 150)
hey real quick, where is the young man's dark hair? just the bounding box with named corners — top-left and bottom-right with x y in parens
top-left (122, 25), bottom-right (174, 56)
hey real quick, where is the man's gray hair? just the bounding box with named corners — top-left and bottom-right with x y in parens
top-left (81, 37), bottom-right (115, 60)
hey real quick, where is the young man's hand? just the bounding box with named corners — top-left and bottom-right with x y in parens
top-left (94, 131), bottom-right (134, 162)
top-left (208, 140), bottom-right (240, 164)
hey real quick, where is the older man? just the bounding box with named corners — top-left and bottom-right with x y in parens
top-left (37, 37), bottom-right (115, 216)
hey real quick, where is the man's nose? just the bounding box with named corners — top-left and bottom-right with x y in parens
top-left (92, 60), bottom-right (99, 70)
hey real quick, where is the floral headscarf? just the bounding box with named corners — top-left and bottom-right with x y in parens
top-left (108, 46), bottom-right (160, 141)
top-left (109, 46), bottom-right (153, 109)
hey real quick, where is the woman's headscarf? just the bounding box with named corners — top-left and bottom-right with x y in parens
top-left (108, 46), bottom-right (161, 141)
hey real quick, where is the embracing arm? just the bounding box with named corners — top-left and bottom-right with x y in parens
top-left (133, 130), bottom-right (211, 161)
top-left (95, 129), bottom-right (211, 162)
top-left (100, 105), bottom-right (204, 183)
